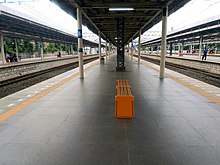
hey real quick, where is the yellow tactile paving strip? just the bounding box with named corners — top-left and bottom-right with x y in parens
top-left (141, 60), bottom-right (220, 105)
top-left (0, 61), bottom-right (99, 122)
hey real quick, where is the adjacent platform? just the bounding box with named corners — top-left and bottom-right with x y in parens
top-left (0, 54), bottom-right (220, 164)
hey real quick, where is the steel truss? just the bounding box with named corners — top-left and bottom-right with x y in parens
top-left (116, 17), bottom-right (125, 71)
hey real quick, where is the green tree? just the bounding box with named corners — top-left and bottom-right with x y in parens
top-left (73, 43), bottom-right (77, 51)
top-left (4, 38), bottom-right (15, 55)
top-left (45, 43), bottom-right (58, 53)
top-left (17, 39), bottom-right (34, 53)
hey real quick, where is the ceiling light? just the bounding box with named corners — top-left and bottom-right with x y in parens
top-left (109, 8), bottom-right (134, 11)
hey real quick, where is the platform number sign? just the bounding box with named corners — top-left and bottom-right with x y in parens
top-left (78, 29), bottom-right (82, 38)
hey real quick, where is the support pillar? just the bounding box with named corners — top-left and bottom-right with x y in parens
top-left (198, 37), bottom-right (203, 59)
top-left (178, 43), bottom-right (181, 54)
top-left (0, 32), bottom-right (5, 64)
top-left (128, 42), bottom-right (130, 55)
top-left (108, 42), bottom-right (110, 56)
top-left (160, 7), bottom-right (168, 79)
top-left (138, 30), bottom-right (141, 64)
top-left (77, 8), bottom-right (84, 79)
top-left (89, 47), bottom-right (92, 55)
top-left (116, 17), bottom-right (125, 71)
top-left (131, 39), bottom-right (133, 58)
top-left (190, 44), bottom-right (193, 54)
top-left (59, 42), bottom-right (62, 56)
top-left (169, 43), bottom-right (172, 56)
top-left (70, 45), bottom-right (73, 55)
top-left (98, 31), bottom-right (102, 63)
top-left (157, 44), bottom-right (160, 54)
top-left (105, 41), bottom-right (108, 58)
top-left (68, 45), bottom-right (70, 55)
top-left (40, 41), bottom-right (43, 60)
top-left (15, 39), bottom-right (19, 61)
top-left (181, 42), bottom-right (184, 53)
top-left (151, 45), bottom-right (153, 54)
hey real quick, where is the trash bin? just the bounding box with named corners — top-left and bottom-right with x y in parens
top-left (101, 57), bottom-right (104, 64)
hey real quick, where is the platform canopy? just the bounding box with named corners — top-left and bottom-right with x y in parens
top-left (51, 0), bottom-right (190, 46)
top-left (142, 18), bottom-right (220, 46)
top-left (0, 6), bottom-right (100, 47)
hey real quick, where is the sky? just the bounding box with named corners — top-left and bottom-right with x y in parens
top-left (152, 0), bottom-right (220, 33)
top-left (1, 0), bottom-right (220, 42)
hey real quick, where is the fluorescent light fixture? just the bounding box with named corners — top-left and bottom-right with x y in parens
top-left (109, 8), bottom-right (134, 11)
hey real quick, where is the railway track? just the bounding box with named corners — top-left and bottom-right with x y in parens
top-left (1, 54), bottom-right (219, 99)
top-left (0, 55), bottom-right (99, 98)
top-left (138, 55), bottom-right (220, 88)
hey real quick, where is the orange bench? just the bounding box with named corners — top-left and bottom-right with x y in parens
top-left (116, 80), bottom-right (130, 87)
top-left (115, 80), bottom-right (134, 118)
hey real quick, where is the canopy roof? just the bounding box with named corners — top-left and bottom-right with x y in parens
top-left (51, 0), bottom-right (191, 45)
top-left (0, 6), bottom-right (100, 47)
top-left (142, 18), bottom-right (220, 46)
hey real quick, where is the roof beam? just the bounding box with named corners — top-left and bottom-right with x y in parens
top-left (90, 13), bottom-right (155, 18)
top-left (102, 29), bottom-right (139, 33)
top-left (128, 10), bottom-right (162, 42)
top-left (93, 18), bottom-right (150, 23)
top-left (65, 0), bottom-right (108, 39)
top-left (94, 22), bottom-right (148, 26)
top-left (80, 2), bottom-right (163, 10)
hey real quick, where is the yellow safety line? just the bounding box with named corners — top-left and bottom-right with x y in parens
top-left (0, 61), bottom-right (99, 122)
top-left (141, 61), bottom-right (220, 105)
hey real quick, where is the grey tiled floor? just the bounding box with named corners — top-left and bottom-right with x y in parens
top-left (0, 54), bottom-right (220, 165)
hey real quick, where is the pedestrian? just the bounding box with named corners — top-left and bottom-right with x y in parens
top-left (57, 51), bottom-right (61, 57)
top-left (202, 47), bottom-right (208, 60)
top-left (12, 54), bottom-right (17, 62)
top-left (5, 52), bottom-right (10, 63)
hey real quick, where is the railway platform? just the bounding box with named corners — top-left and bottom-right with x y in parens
top-left (0, 54), bottom-right (220, 164)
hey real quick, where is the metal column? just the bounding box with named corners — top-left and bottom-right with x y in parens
top-left (0, 32), bottom-right (5, 64)
top-left (160, 7), bottom-right (168, 79)
top-left (181, 42), bottom-right (184, 53)
top-left (157, 44), bottom-right (160, 54)
top-left (169, 43), bottom-right (172, 56)
top-left (70, 45), bottom-right (73, 55)
top-left (138, 30), bottom-right (141, 64)
top-left (131, 39), bottom-right (133, 58)
top-left (15, 39), bottom-right (19, 61)
top-left (105, 41), bottom-right (108, 58)
top-left (59, 42), bottom-right (62, 56)
top-left (116, 17), bottom-right (125, 71)
top-left (151, 45), bottom-right (153, 54)
top-left (128, 42), bottom-right (130, 55)
top-left (40, 41), bottom-right (44, 60)
top-left (190, 45), bottom-right (193, 54)
top-left (68, 45), bottom-right (70, 55)
top-left (98, 31), bottom-right (101, 64)
top-left (108, 42), bottom-right (110, 56)
top-left (178, 43), bottom-right (181, 54)
top-left (77, 8), bottom-right (84, 79)
top-left (198, 37), bottom-right (203, 59)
